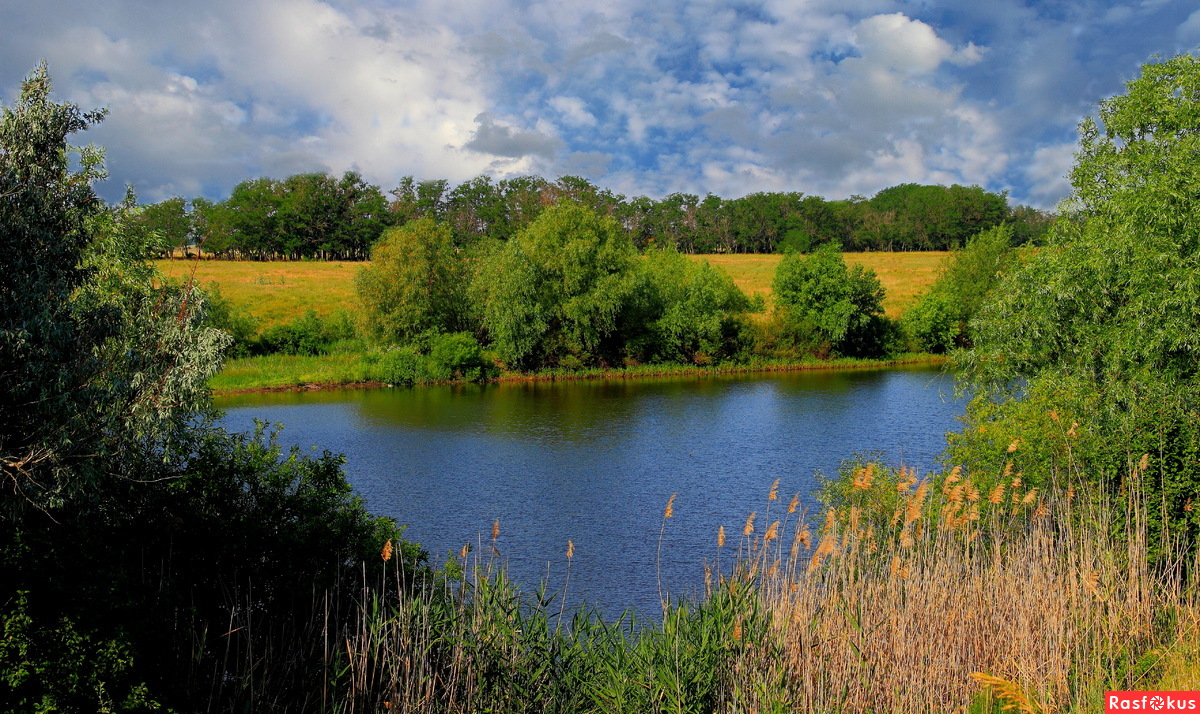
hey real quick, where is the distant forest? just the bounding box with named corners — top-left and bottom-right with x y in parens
top-left (138, 173), bottom-right (1054, 260)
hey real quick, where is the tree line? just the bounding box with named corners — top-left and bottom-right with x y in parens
top-left (139, 173), bottom-right (1053, 260)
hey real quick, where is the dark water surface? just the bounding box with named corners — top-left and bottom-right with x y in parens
top-left (216, 366), bottom-right (962, 618)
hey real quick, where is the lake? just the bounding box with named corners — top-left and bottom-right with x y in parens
top-left (216, 365), bottom-right (963, 619)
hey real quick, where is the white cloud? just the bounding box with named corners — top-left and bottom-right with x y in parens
top-left (3, 0), bottom-right (1189, 208)
top-left (548, 96), bottom-right (597, 127)
top-left (1024, 142), bottom-right (1075, 207)
top-left (1179, 9), bottom-right (1200, 44)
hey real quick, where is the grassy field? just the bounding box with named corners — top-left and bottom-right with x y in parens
top-left (156, 259), bottom-right (360, 328)
top-left (156, 251), bottom-right (948, 327)
top-left (697, 252), bottom-right (949, 317)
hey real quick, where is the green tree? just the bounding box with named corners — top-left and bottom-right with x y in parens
top-left (357, 217), bottom-right (470, 342)
top-left (472, 202), bottom-right (638, 369)
top-left (137, 195), bottom-right (190, 257)
top-left (1, 64), bottom-right (227, 513)
top-left (1, 65), bottom-right (420, 710)
top-left (771, 242), bottom-right (888, 356)
top-left (904, 223), bottom-right (1017, 353)
top-left (626, 248), bottom-right (754, 364)
top-left (953, 52), bottom-right (1200, 549)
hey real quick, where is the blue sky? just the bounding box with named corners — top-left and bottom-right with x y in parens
top-left (2, 1), bottom-right (1197, 208)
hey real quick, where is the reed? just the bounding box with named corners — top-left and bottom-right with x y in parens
top-left (207, 460), bottom-right (1196, 712)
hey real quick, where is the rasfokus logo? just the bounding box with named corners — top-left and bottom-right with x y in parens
top-left (1106, 692), bottom-right (1200, 711)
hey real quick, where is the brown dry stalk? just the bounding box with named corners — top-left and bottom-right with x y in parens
top-left (664, 492), bottom-right (677, 519)
top-left (768, 478), bottom-right (781, 501)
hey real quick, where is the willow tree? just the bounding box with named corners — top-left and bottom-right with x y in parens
top-left (472, 201), bottom-right (638, 369)
top-left (952, 53), bottom-right (1200, 549)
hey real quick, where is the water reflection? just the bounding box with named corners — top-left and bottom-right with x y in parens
top-left (217, 366), bottom-right (961, 618)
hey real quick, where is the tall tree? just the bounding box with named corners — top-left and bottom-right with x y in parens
top-left (1, 63), bottom-right (226, 513)
top-left (953, 52), bottom-right (1200, 547)
top-left (472, 202), bottom-right (638, 369)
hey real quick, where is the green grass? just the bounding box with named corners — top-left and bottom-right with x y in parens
top-left (211, 352), bottom-right (946, 394)
top-left (212, 352), bottom-right (378, 392)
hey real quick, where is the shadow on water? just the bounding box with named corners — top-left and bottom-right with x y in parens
top-left (216, 365), bottom-right (962, 619)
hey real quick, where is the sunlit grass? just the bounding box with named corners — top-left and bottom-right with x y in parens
top-left (693, 251), bottom-right (949, 317)
top-left (154, 259), bottom-right (359, 328)
top-left (212, 352), bottom-right (377, 392)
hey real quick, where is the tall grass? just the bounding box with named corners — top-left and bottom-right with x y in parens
top-left (734, 462), bottom-right (1199, 713)
top-left (198, 458), bottom-right (1197, 712)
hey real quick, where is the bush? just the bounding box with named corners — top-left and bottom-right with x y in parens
top-left (372, 345), bottom-right (428, 386)
top-left (771, 242), bottom-right (890, 357)
top-left (199, 281), bottom-right (259, 357)
top-left (427, 332), bottom-right (493, 381)
top-left (356, 218), bottom-right (470, 342)
top-left (253, 309), bottom-right (357, 355)
top-left (904, 224), bottom-right (1016, 353)
top-left (624, 248), bottom-right (755, 364)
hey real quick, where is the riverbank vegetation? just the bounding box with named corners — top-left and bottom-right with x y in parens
top-left (162, 204), bottom-right (960, 391)
top-left (5, 53), bottom-right (1200, 713)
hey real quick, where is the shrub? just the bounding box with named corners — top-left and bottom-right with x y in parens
top-left (625, 248), bottom-right (755, 364)
top-left (771, 243), bottom-right (890, 357)
top-left (904, 223), bottom-right (1016, 353)
top-left (199, 281), bottom-right (259, 357)
top-left (427, 332), bottom-right (493, 381)
top-left (372, 345), bottom-right (428, 386)
top-left (356, 218), bottom-right (470, 342)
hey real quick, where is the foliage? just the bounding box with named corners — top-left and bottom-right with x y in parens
top-left (1, 63), bottom-right (227, 514)
top-left (626, 248), bottom-right (755, 364)
top-left (472, 202), bottom-right (639, 369)
top-left (953, 52), bottom-right (1200, 551)
top-left (356, 218), bottom-right (470, 341)
top-left (253, 308), bottom-right (356, 356)
top-left (1, 64), bottom-right (425, 710)
top-left (1, 592), bottom-right (160, 713)
top-left (904, 224), bottom-right (1017, 353)
top-left (137, 195), bottom-right (190, 257)
top-left (771, 242), bottom-right (891, 357)
top-left (194, 281), bottom-right (259, 357)
top-left (161, 169), bottom-right (1041, 257)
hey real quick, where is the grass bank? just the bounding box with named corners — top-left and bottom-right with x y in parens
top-left (211, 352), bottom-right (947, 394)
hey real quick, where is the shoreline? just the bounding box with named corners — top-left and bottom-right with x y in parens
top-left (211, 353), bottom-right (948, 396)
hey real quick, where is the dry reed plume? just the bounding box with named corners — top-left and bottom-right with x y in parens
top-left (326, 463), bottom-right (1197, 713)
top-left (728, 461), bottom-right (1199, 713)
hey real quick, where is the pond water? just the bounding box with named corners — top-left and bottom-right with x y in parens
top-left (216, 365), bottom-right (963, 619)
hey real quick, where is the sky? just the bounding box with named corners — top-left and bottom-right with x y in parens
top-left (2, 1), bottom-right (1197, 208)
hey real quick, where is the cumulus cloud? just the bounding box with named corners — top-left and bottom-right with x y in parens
top-left (1, 0), bottom-right (1192, 207)
top-left (464, 112), bottom-right (562, 159)
top-left (1023, 142), bottom-right (1076, 207)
